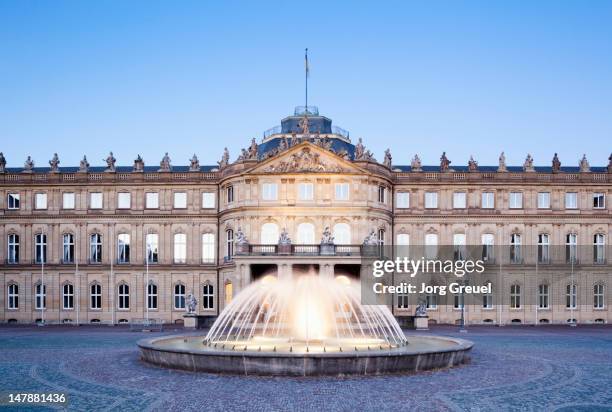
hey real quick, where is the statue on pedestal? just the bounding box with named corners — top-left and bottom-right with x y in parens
top-left (411, 154), bottom-right (422, 172)
top-left (608, 153), bottom-right (612, 174)
top-left (49, 153), bottom-right (60, 172)
top-left (415, 301), bottom-right (427, 317)
top-left (24, 156), bottom-right (34, 172)
top-left (383, 149), bottom-right (392, 168)
top-left (133, 155), bottom-right (144, 172)
top-left (440, 152), bottom-right (451, 172)
top-left (468, 155), bottom-right (478, 172)
top-left (579, 154), bottom-right (590, 173)
top-left (497, 151), bottom-right (507, 172)
top-left (552, 153), bottom-right (561, 173)
top-left (523, 154), bottom-right (535, 172)
top-left (78, 155), bottom-right (89, 173)
top-left (278, 228), bottom-right (292, 245)
top-left (104, 152), bottom-right (116, 172)
top-left (363, 230), bottom-right (379, 246)
top-left (189, 154), bottom-right (200, 172)
top-left (186, 292), bottom-right (198, 314)
top-left (0, 152), bottom-right (6, 173)
top-left (218, 147), bottom-right (230, 169)
top-left (321, 226), bottom-right (334, 245)
top-left (235, 227), bottom-right (248, 245)
top-left (159, 152), bottom-right (172, 172)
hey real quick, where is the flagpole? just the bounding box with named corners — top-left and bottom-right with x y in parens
top-left (305, 48), bottom-right (308, 110)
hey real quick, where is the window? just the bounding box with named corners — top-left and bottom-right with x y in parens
top-left (7, 284), bottom-right (18, 309)
top-left (426, 293), bottom-right (438, 310)
top-left (35, 283), bottom-right (46, 310)
top-left (538, 284), bottom-right (549, 309)
top-left (261, 183), bottom-right (277, 201)
top-left (62, 193), bottom-right (75, 209)
top-left (594, 283), bottom-right (605, 309)
top-left (62, 233), bottom-right (74, 263)
top-left (397, 293), bottom-right (409, 309)
top-left (566, 233), bottom-right (578, 264)
top-left (202, 233), bottom-right (215, 263)
top-left (481, 234), bottom-right (494, 262)
top-left (396, 233), bottom-right (409, 257)
top-left (174, 192), bottom-right (187, 209)
top-left (145, 192), bottom-right (159, 209)
top-left (378, 186), bottom-right (386, 203)
top-left (335, 183), bottom-right (349, 200)
top-left (510, 284), bottom-right (521, 309)
top-left (202, 283), bottom-right (214, 309)
top-left (537, 192), bottom-right (550, 209)
top-left (425, 192), bottom-right (438, 209)
top-left (594, 234), bottom-right (606, 264)
top-left (260, 223), bottom-right (279, 245)
top-left (147, 282), bottom-right (158, 310)
top-left (454, 294), bottom-right (464, 309)
top-left (396, 192), bottom-right (409, 208)
top-left (117, 234), bottom-right (130, 263)
top-left (593, 193), bottom-right (605, 209)
top-left (453, 233), bottom-right (466, 260)
top-left (481, 192), bottom-right (494, 209)
top-left (146, 233), bottom-right (159, 263)
top-left (425, 233), bottom-right (438, 259)
top-left (510, 234), bottom-right (522, 263)
top-left (117, 192), bottom-right (131, 209)
top-left (226, 186), bottom-right (234, 203)
top-left (90, 192), bottom-right (103, 209)
top-left (509, 192), bottom-right (523, 209)
top-left (8, 234), bottom-right (19, 264)
top-left (118, 283), bottom-right (130, 310)
top-left (226, 230), bottom-right (234, 259)
top-left (453, 192), bottom-right (466, 209)
top-left (333, 223), bottom-right (351, 245)
top-left (225, 281), bottom-right (233, 304)
top-left (298, 183), bottom-right (314, 200)
top-left (174, 283), bottom-right (186, 309)
top-left (566, 284), bottom-right (577, 309)
top-left (297, 223), bottom-right (315, 244)
top-left (35, 193), bottom-right (47, 210)
top-left (90, 233), bottom-right (102, 263)
top-left (35, 233), bottom-right (47, 264)
top-left (62, 283), bottom-right (74, 310)
top-left (90, 283), bottom-right (102, 309)
top-left (482, 289), bottom-right (493, 309)
top-left (174, 233), bottom-right (187, 263)
top-left (538, 234), bottom-right (550, 264)
top-left (8, 193), bottom-right (20, 210)
top-left (565, 192), bottom-right (578, 209)
top-left (378, 229), bottom-right (385, 247)
top-left (202, 192), bottom-right (215, 208)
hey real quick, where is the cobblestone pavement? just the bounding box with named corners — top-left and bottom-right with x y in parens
top-left (0, 325), bottom-right (611, 411)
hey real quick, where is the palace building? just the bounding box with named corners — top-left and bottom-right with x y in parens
top-left (0, 106), bottom-right (611, 326)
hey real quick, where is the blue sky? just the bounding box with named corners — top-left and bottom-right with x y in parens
top-left (1, 1), bottom-right (611, 167)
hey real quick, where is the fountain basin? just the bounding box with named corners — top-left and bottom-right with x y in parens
top-left (138, 334), bottom-right (473, 376)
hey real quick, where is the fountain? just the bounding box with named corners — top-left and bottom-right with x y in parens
top-left (138, 269), bottom-right (473, 376)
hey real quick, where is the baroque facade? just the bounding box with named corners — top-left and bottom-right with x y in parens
top-left (0, 107), bottom-right (611, 326)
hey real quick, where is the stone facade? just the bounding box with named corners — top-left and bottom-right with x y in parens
top-left (0, 110), bottom-right (611, 326)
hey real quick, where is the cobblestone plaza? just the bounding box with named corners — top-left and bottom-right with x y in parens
top-left (1, 325), bottom-right (610, 411)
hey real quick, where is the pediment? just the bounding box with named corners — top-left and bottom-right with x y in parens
top-left (247, 142), bottom-right (363, 174)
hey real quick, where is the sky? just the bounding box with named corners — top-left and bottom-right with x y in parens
top-left (1, 0), bottom-right (611, 168)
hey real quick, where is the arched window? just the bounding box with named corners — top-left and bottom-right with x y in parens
top-left (35, 283), bottom-right (46, 310)
top-left (147, 282), bottom-right (158, 310)
top-left (226, 229), bottom-right (234, 258)
top-left (35, 233), bottom-right (47, 264)
top-left (90, 283), bottom-right (102, 310)
top-left (594, 234), bottom-right (606, 264)
top-left (203, 282), bottom-right (214, 309)
top-left (566, 283), bottom-right (577, 309)
top-left (7, 283), bottom-right (18, 309)
top-left (174, 233), bottom-right (187, 263)
top-left (510, 284), bottom-right (521, 309)
top-left (90, 233), bottom-right (102, 263)
top-left (202, 233), bottom-right (215, 263)
top-left (7, 234), bottom-right (19, 264)
top-left (226, 185), bottom-right (234, 203)
top-left (566, 233), bottom-right (578, 264)
top-left (118, 283), bottom-right (130, 310)
top-left (62, 233), bottom-right (75, 263)
top-left (333, 223), bottom-right (351, 245)
top-left (174, 283), bottom-right (186, 309)
top-left (117, 233), bottom-right (130, 264)
top-left (538, 234), bottom-right (550, 263)
top-left (62, 283), bottom-right (74, 310)
top-left (297, 223), bottom-right (315, 244)
top-left (225, 281), bottom-right (233, 305)
top-left (538, 284), bottom-right (549, 309)
top-left (510, 234), bottom-right (522, 263)
top-left (146, 233), bottom-right (159, 263)
top-left (261, 223), bottom-right (279, 245)
top-left (594, 283), bottom-right (605, 309)
top-left (425, 233), bottom-right (438, 259)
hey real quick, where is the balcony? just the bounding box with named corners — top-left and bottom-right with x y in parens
top-left (236, 244), bottom-right (364, 257)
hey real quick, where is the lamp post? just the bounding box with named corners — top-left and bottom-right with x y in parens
top-left (145, 228), bottom-right (150, 324)
top-left (459, 278), bottom-right (468, 333)
top-left (40, 229), bottom-right (45, 326)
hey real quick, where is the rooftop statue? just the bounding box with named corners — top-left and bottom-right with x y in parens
top-left (159, 152), bottom-right (172, 172)
top-left (552, 153), bottom-right (561, 173)
top-left (23, 156), bottom-right (34, 172)
top-left (133, 155), bottom-right (145, 172)
top-left (298, 115), bottom-right (310, 135)
top-left (383, 149), bottom-right (392, 168)
top-left (440, 152), bottom-right (451, 172)
top-left (49, 153), bottom-right (60, 172)
top-left (411, 154), bottom-right (422, 172)
top-left (247, 138), bottom-right (258, 160)
top-left (189, 154), bottom-right (200, 172)
top-left (579, 154), bottom-right (590, 173)
top-left (497, 151), bottom-right (507, 172)
top-left (278, 228), bottom-right (292, 245)
top-left (468, 155), bottom-right (478, 172)
top-left (104, 152), bottom-right (116, 172)
top-left (218, 147), bottom-right (230, 169)
top-left (523, 154), bottom-right (535, 172)
top-left (0, 152), bottom-right (6, 173)
top-left (608, 153), bottom-right (612, 173)
top-left (78, 155), bottom-right (89, 173)
top-left (321, 226), bottom-right (335, 245)
top-left (355, 138), bottom-right (365, 159)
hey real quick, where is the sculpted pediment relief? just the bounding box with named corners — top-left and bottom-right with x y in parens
top-left (256, 145), bottom-right (354, 174)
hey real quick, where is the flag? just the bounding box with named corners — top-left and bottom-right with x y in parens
top-left (305, 48), bottom-right (309, 78)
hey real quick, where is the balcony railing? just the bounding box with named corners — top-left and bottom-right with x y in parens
top-left (237, 244), bottom-right (363, 257)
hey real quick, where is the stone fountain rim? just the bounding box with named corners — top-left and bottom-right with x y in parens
top-left (137, 334), bottom-right (474, 359)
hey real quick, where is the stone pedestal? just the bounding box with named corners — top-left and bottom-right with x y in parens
top-left (183, 313), bottom-right (198, 329)
top-left (414, 316), bottom-right (429, 331)
top-left (236, 243), bottom-right (249, 255)
top-left (278, 244), bottom-right (291, 255)
top-left (320, 244), bottom-right (335, 256)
